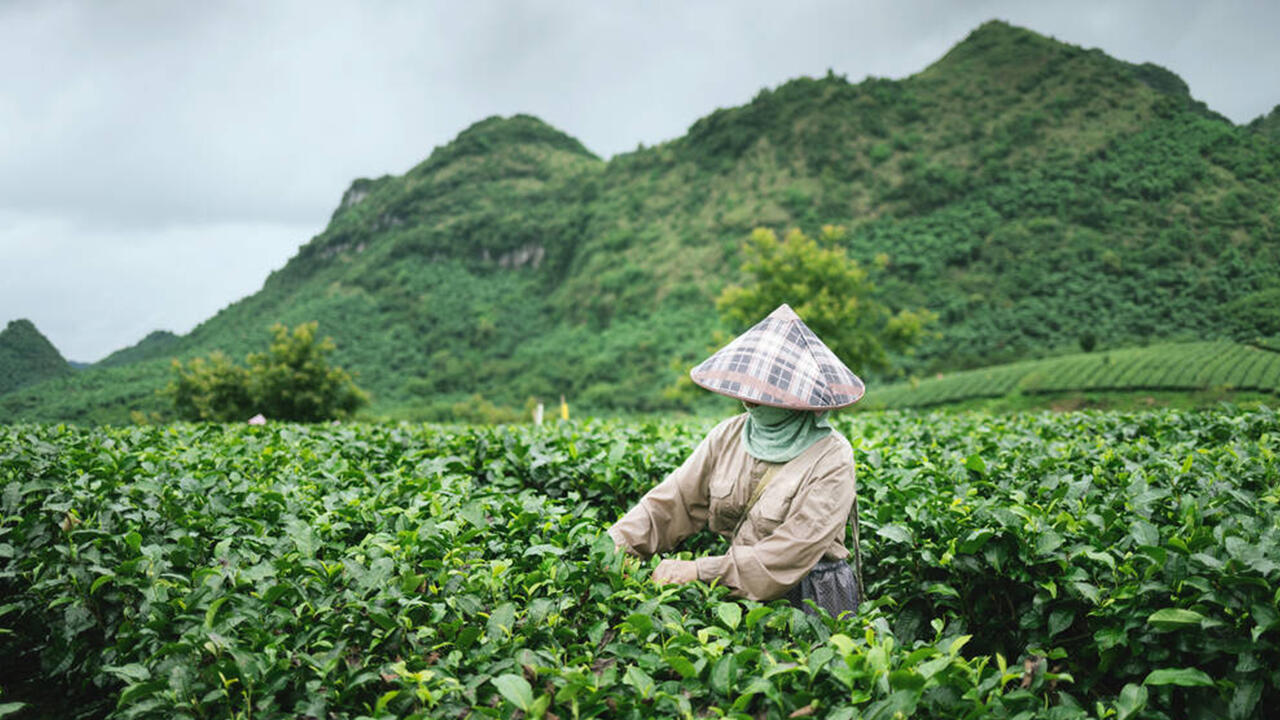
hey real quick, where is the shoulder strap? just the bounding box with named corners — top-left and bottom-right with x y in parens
top-left (746, 465), bottom-right (779, 509)
top-left (733, 465), bottom-right (780, 537)
top-left (851, 490), bottom-right (864, 597)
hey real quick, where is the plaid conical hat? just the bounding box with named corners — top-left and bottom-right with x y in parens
top-left (690, 304), bottom-right (865, 410)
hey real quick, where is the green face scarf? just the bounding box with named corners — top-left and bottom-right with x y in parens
top-left (740, 403), bottom-right (833, 463)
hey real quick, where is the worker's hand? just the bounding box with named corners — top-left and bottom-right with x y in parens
top-left (652, 558), bottom-right (698, 586)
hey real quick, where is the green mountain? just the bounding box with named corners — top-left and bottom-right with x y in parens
top-left (1250, 104), bottom-right (1280, 141)
top-left (97, 330), bottom-right (180, 368)
top-left (0, 319), bottom-right (73, 396)
top-left (4, 20), bottom-right (1278, 424)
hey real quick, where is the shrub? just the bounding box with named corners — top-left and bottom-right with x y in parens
top-left (165, 323), bottom-right (367, 422)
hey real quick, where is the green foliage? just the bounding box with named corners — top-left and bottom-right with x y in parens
top-left (1248, 104), bottom-right (1280, 141)
top-left (717, 226), bottom-right (935, 375)
top-left (6, 20), bottom-right (1280, 423)
top-left (868, 341), bottom-right (1280, 409)
top-left (165, 350), bottom-right (253, 422)
top-left (246, 323), bottom-right (369, 421)
top-left (3, 407), bottom-right (1279, 717)
top-left (96, 330), bottom-right (179, 368)
top-left (849, 407), bottom-right (1280, 718)
top-left (166, 323), bottom-right (368, 422)
top-left (415, 113), bottom-right (598, 172)
top-left (1128, 62), bottom-right (1190, 97)
top-left (446, 393), bottom-right (525, 425)
top-left (0, 359), bottom-right (172, 425)
top-left (1224, 288), bottom-right (1280, 336)
top-left (1079, 332), bottom-right (1098, 353)
top-left (0, 319), bottom-right (72, 396)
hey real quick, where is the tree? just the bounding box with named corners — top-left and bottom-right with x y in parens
top-left (716, 226), bottom-right (935, 376)
top-left (166, 351), bottom-right (253, 422)
top-left (165, 322), bottom-right (368, 422)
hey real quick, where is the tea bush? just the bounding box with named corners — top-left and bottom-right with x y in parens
top-left (2, 406), bottom-right (1277, 718)
top-left (870, 341), bottom-right (1280, 408)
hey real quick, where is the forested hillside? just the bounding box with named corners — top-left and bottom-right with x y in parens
top-left (0, 319), bottom-right (72, 396)
top-left (3, 20), bottom-right (1278, 423)
top-left (1251, 104), bottom-right (1280, 141)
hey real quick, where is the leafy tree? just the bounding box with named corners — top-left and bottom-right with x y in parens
top-left (166, 323), bottom-right (367, 422)
top-left (166, 351), bottom-right (253, 422)
top-left (247, 323), bottom-right (370, 421)
top-left (716, 226), bottom-right (935, 376)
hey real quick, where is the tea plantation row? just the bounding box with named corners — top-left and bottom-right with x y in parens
top-left (868, 341), bottom-right (1280, 408)
top-left (1, 407), bottom-right (1278, 719)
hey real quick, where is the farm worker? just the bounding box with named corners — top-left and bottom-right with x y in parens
top-left (607, 304), bottom-right (865, 617)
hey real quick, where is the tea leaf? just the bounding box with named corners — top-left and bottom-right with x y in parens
top-left (1143, 668), bottom-right (1214, 687)
top-left (491, 674), bottom-right (534, 711)
top-left (716, 602), bottom-right (742, 630)
top-left (1147, 608), bottom-right (1204, 630)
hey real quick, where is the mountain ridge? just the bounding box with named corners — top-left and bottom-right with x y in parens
top-left (4, 20), bottom-right (1278, 423)
top-left (1251, 104), bottom-right (1280, 141)
top-left (0, 319), bottom-right (73, 396)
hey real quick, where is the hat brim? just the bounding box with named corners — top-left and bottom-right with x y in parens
top-left (690, 368), bottom-right (865, 411)
top-left (688, 303), bottom-right (866, 411)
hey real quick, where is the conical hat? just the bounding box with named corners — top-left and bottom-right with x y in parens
top-left (690, 304), bottom-right (865, 410)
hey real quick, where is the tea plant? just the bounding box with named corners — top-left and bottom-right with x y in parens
top-left (870, 342), bottom-right (1280, 408)
top-left (1, 406), bottom-right (1277, 718)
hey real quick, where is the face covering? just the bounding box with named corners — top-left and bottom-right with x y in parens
top-left (740, 403), bottom-right (832, 463)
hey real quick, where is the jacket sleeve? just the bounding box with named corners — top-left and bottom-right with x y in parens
top-left (693, 452), bottom-right (855, 601)
top-left (606, 423), bottom-right (721, 558)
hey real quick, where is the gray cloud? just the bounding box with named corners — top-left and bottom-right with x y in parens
top-left (0, 211), bottom-right (311, 361)
top-left (2, 0), bottom-right (1277, 361)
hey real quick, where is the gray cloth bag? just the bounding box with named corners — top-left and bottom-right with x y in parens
top-left (785, 558), bottom-right (860, 617)
top-left (786, 492), bottom-right (865, 618)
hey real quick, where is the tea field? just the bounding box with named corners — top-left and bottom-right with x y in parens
top-left (867, 341), bottom-right (1280, 409)
top-left (2, 407), bottom-right (1278, 719)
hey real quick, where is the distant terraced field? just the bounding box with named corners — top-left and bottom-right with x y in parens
top-left (866, 341), bottom-right (1280, 409)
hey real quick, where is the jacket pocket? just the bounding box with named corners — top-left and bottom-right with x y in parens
top-left (709, 476), bottom-right (741, 533)
top-left (750, 489), bottom-right (794, 537)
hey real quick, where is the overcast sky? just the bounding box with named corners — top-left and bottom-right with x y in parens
top-left (3, 0), bottom-right (1277, 362)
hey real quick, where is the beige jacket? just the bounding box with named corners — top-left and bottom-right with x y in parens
top-left (607, 413), bottom-right (857, 601)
